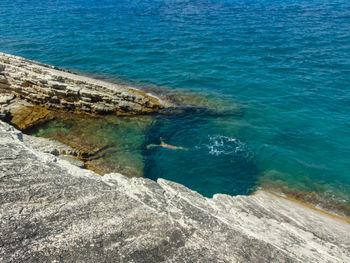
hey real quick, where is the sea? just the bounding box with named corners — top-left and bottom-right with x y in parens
top-left (1, 0), bottom-right (349, 216)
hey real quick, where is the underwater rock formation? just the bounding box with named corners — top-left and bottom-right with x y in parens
top-left (0, 120), bottom-right (349, 263)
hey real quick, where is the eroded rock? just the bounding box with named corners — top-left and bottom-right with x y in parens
top-left (0, 52), bottom-right (169, 116)
top-left (9, 105), bottom-right (55, 130)
top-left (0, 120), bottom-right (349, 263)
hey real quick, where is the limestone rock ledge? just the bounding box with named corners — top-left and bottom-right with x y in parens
top-left (0, 120), bottom-right (349, 263)
top-left (0, 52), bottom-right (166, 115)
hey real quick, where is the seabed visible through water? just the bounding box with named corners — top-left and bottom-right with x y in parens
top-left (26, 88), bottom-right (350, 219)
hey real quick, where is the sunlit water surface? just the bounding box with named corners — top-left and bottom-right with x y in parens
top-left (1, 0), bottom-right (349, 215)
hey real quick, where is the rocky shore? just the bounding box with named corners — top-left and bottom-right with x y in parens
top-left (0, 120), bottom-right (349, 262)
top-left (0, 52), bottom-right (169, 174)
top-left (0, 53), bottom-right (350, 262)
top-left (0, 52), bottom-right (168, 130)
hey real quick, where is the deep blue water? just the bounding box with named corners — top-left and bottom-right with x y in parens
top-left (1, 0), bottom-right (350, 209)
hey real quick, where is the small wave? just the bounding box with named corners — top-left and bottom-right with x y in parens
top-left (205, 135), bottom-right (251, 158)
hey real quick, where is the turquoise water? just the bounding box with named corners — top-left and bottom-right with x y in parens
top-left (1, 1), bottom-right (350, 211)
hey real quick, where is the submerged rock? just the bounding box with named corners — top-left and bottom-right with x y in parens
top-left (0, 120), bottom-right (349, 263)
top-left (27, 115), bottom-right (153, 176)
top-left (9, 105), bottom-right (55, 130)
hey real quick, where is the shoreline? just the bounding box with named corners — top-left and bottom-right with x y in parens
top-left (0, 52), bottom-right (170, 119)
top-left (22, 114), bottom-right (350, 223)
top-left (23, 116), bottom-right (350, 222)
top-left (1, 52), bottom-right (349, 222)
top-left (1, 119), bottom-right (349, 262)
top-left (262, 190), bottom-right (350, 224)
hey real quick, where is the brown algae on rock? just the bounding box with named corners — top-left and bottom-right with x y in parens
top-left (27, 115), bottom-right (154, 177)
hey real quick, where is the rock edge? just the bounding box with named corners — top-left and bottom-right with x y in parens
top-left (0, 52), bottom-right (167, 115)
top-left (0, 120), bottom-right (349, 263)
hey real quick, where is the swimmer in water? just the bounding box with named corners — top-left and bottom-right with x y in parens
top-left (147, 137), bottom-right (187, 150)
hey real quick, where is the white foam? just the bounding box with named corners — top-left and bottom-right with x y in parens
top-left (206, 135), bottom-right (249, 157)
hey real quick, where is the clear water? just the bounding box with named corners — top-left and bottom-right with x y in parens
top-left (1, 0), bottom-right (350, 213)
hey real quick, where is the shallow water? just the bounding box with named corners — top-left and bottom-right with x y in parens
top-left (2, 0), bottom-right (350, 214)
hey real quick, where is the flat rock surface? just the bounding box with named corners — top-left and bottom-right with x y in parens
top-left (0, 120), bottom-right (349, 263)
